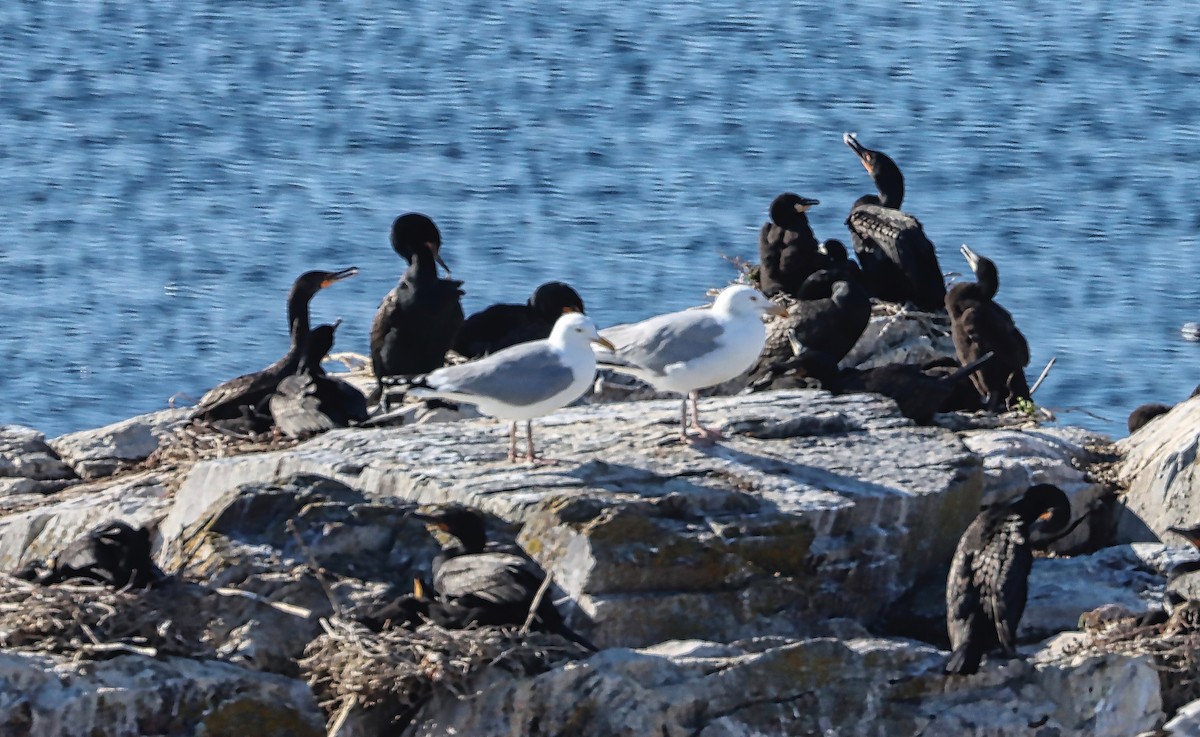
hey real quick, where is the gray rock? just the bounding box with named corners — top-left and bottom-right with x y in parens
top-left (0, 650), bottom-right (324, 737)
top-left (961, 425), bottom-right (1113, 550)
top-left (169, 390), bottom-right (982, 648)
top-left (1166, 698), bottom-right (1200, 735)
top-left (48, 408), bottom-right (192, 479)
top-left (399, 635), bottom-right (1161, 737)
top-left (0, 425), bottom-right (76, 493)
top-left (841, 309), bottom-right (956, 370)
top-left (0, 471), bottom-right (172, 571)
top-left (1116, 396), bottom-right (1200, 543)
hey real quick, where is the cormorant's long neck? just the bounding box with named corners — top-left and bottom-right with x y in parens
top-left (975, 260), bottom-right (999, 300)
top-left (406, 244), bottom-right (439, 286)
top-left (873, 161), bottom-right (905, 209)
top-left (286, 288), bottom-right (315, 350)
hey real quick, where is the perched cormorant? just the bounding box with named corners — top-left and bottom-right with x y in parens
top-left (843, 132), bottom-right (946, 311)
top-left (192, 268), bottom-right (359, 427)
top-left (758, 193), bottom-right (823, 298)
top-left (784, 275), bottom-right (871, 365)
top-left (413, 506), bottom-right (597, 651)
top-left (452, 281), bottom-right (586, 360)
top-left (595, 285), bottom-right (786, 445)
top-left (269, 320), bottom-right (370, 438)
top-left (800, 239), bottom-right (863, 297)
top-left (410, 313), bottom-right (612, 462)
top-left (14, 520), bottom-right (164, 588)
top-left (370, 213), bottom-right (465, 403)
top-left (945, 244), bottom-right (1031, 412)
top-left (945, 483), bottom-right (1071, 675)
top-left (1128, 403), bottom-right (1174, 434)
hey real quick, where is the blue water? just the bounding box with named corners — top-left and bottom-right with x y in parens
top-left (1, 1), bottom-right (1197, 438)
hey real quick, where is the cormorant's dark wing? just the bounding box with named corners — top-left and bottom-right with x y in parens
top-left (946, 514), bottom-right (987, 654)
top-left (269, 374), bottom-right (337, 438)
top-left (432, 552), bottom-right (541, 607)
top-left (453, 303), bottom-right (544, 359)
top-left (193, 357), bottom-right (288, 421)
top-left (975, 513), bottom-right (1030, 655)
top-left (968, 302), bottom-right (1030, 369)
top-left (847, 205), bottom-right (945, 310)
top-left (369, 282), bottom-right (406, 380)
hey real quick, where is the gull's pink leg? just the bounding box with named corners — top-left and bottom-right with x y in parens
top-left (686, 390), bottom-right (723, 445)
top-left (508, 421), bottom-right (519, 463)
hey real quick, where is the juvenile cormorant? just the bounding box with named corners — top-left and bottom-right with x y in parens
top-left (413, 506), bottom-right (597, 651)
top-left (269, 320), bottom-right (369, 438)
top-left (784, 276), bottom-right (871, 364)
top-left (945, 244), bottom-right (1031, 412)
top-left (843, 132), bottom-right (946, 311)
top-left (945, 483), bottom-right (1070, 675)
top-left (452, 281), bottom-right (586, 360)
top-left (370, 213), bottom-right (465, 403)
top-left (192, 267), bottom-right (359, 426)
top-left (758, 193), bottom-right (823, 298)
top-left (409, 313), bottom-right (612, 462)
top-left (14, 520), bottom-right (164, 588)
top-left (595, 285), bottom-right (786, 445)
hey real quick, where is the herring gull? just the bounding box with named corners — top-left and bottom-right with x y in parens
top-left (594, 284), bottom-right (785, 444)
top-left (410, 312), bottom-right (613, 462)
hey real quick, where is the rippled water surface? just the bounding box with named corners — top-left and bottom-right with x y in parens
top-left (1, 1), bottom-right (1197, 437)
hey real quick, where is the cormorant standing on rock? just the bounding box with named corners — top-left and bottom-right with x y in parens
top-left (758, 193), bottom-right (823, 298)
top-left (452, 281), bottom-right (586, 360)
top-left (269, 320), bottom-right (369, 438)
top-left (843, 132), bottom-right (945, 311)
top-left (370, 213), bottom-right (465, 403)
top-left (192, 268), bottom-right (359, 428)
top-left (413, 506), bottom-right (597, 651)
top-left (945, 483), bottom-right (1071, 675)
top-left (945, 244), bottom-right (1030, 412)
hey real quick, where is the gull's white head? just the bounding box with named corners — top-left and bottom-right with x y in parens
top-left (713, 284), bottom-right (787, 318)
top-left (551, 312), bottom-right (616, 350)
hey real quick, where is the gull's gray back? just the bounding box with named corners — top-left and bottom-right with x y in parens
top-left (603, 311), bottom-right (724, 375)
top-left (430, 342), bottom-right (576, 407)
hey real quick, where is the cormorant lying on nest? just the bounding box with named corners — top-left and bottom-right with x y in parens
top-left (15, 520), bottom-right (164, 589)
top-left (269, 319), bottom-right (369, 438)
top-left (945, 244), bottom-right (1030, 412)
top-left (453, 281), bottom-right (586, 360)
top-left (945, 483), bottom-right (1070, 675)
top-left (370, 213), bottom-right (464, 406)
top-left (411, 506), bottom-right (597, 652)
top-left (191, 267), bottom-right (359, 431)
top-left (843, 132), bottom-right (945, 311)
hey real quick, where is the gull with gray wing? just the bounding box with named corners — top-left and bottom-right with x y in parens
top-left (595, 284), bottom-right (785, 445)
top-left (409, 312), bottom-right (614, 462)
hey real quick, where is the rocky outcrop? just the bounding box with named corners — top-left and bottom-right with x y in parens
top-left (169, 390), bottom-right (982, 647)
top-left (0, 425), bottom-right (76, 496)
top-left (1117, 396), bottom-right (1200, 542)
top-left (401, 636), bottom-right (1161, 737)
top-left (47, 408), bottom-right (191, 479)
top-left (0, 650), bottom-right (324, 737)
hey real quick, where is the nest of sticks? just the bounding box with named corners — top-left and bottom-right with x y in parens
top-left (301, 616), bottom-right (588, 731)
top-left (139, 422), bottom-right (300, 472)
top-left (1065, 602), bottom-right (1200, 714)
top-left (0, 575), bottom-right (220, 660)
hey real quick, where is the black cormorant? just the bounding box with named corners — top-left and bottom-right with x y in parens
top-left (945, 483), bottom-right (1070, 675)
top-left (192, 267), bottom-right (359, 427)
top-left (370, 213), bottom-right (465, 405)
top-left (945, 244), bottom-right (1030, 412)
top-left (269, 320), bottom-right (369, 438)
top-left (452, 281), bottom-right (586, 360)
top-left (413, 506), bottom-right (597, 651)
top-left (843, 132), bottom-right (946, 311)
top-left (14, 520), bottom-right (164, 588)
top-left (758, 193), bottom-right (823, 298)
